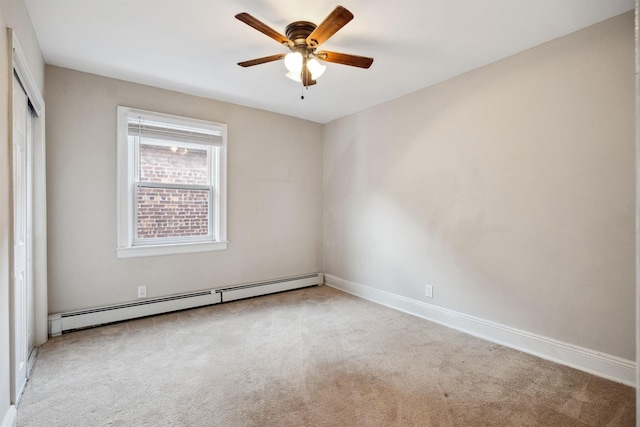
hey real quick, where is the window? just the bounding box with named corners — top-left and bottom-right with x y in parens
top-left (116, 107), bottom-right (227, 258)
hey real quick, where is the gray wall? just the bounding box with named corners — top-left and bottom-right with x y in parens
top-left (0, 0), bottom-right (45, 423)
top-left (45, 66), bottom-right (323, 313)
top-left (323, 12), bottom-right (635, 360)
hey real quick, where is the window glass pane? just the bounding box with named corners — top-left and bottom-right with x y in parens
top-left (137, 187), bottom-right (210, 239)
top-left (139, 140), bottom-right (208, 185)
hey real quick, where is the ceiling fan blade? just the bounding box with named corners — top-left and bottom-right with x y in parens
top-left (235, 13), bottom-right (293, 46)
top-left (315, 51), bottom-right (374, 69)
top-left (238, 54), bottom-right (285, 67)
top-left (306, 6), bottom-right (353, 47)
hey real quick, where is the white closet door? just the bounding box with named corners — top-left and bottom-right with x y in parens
top-left (12, 73), bottom-right (33, 400)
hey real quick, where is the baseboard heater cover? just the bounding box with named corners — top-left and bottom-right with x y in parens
top-left (48, 290), bottom-right (221, 335)
top-left (215, 273), bottom-right (323, 302)
top-left (48, 273), bottom-right (323, 336)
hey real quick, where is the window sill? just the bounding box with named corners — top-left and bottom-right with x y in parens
top-left (116, 240), bottom-right (228, 259)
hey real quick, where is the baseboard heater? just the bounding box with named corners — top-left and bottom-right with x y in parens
top-left (215, 273), bottom-right (322, 302)
top-left (48, 273), bottom-right (323, 336)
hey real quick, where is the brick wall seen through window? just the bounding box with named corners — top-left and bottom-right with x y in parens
top-left (137, 144), bottom-right (210, 239)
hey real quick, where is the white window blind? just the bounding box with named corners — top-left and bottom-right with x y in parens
top-left (127, 116), bottom-right (223, 146)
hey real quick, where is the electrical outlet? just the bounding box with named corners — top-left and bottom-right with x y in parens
top-left (425, 285), bottom-right (433, 298)
top-left (137, 286), bottom-right (147, 298)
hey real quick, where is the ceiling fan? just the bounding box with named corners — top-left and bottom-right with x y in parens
top-left (235, 6), bottom-right (374, 92)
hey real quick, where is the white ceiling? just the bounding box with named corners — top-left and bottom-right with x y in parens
top-left (25, 0), bottom-right (634, 124)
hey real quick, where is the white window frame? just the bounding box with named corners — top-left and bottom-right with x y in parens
top-left (116, 106), bottom-right (227, 258)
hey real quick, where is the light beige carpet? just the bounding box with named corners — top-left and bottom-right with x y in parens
top-left (17, 285), bottom-right (635, 426)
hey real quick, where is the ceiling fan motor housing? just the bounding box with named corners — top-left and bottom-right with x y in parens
top-left (285, 21), bottom-right (317, 48)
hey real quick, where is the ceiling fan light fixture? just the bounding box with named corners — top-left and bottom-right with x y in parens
top-left (236, 6), bottom-right (373, 93)
top-left (307, 58), bottom-right (326, 80)
top-left (284, 52), bottom-right (303, 73)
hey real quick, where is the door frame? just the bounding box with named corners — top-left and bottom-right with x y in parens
top-left (8, 29), bottom-right (46, 403)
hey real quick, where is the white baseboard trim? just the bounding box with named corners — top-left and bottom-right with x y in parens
top-left (324, 274), bottom-right (636, 387)
top-left (1, 405), bottom-right (16, 427)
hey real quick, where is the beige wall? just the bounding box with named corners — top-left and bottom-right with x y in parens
top-left (45, 66), bottom-right (323, 313)
top-left (324, 12), bottom-right (635, 360)
top-left (0, 0), bottom-right (45, 423)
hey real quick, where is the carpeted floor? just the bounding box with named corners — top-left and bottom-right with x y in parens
top-left (17, 285), bottom-right (635, 426)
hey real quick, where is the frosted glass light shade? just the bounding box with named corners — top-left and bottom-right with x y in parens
top-left (284, 52), bottom-right (303, 73)
top-left (285, 71), bottom-right (302, 82)
top-left (307, 58), bottom-right (326, 80)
